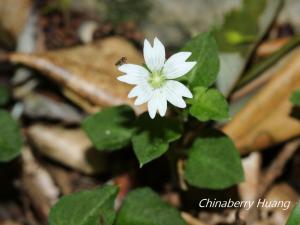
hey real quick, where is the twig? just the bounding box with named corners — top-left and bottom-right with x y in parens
top-left (244, 139), bottom-right (300, 223)
top-left (258, 139), bottom-right (300, 197)
top-left (177, 159), bottom-right (188, 191)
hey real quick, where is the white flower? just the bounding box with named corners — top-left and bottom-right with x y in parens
top-left (117, 37), bottom-right (196, 119)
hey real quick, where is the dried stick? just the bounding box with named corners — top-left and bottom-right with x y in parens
top-left (245, 139), bottom-right (300, 223)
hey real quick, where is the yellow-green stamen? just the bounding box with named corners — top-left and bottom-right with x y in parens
top-left (148, 71), bottom-right (166, 88)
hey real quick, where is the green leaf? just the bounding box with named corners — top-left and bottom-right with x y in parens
top-left (189, 87), bottom-right (229, 122)
top-left (82, 105), bottom-right (135, 151)
top-left (185, 130), bottom-right (244, 189)
top-left (115, 188), bottom-right (186, 225)
top-left (290, 90), bottom-right (300, 107)
top-left (182, 32), bottom-right (219, 88)
top-left (0, 85), bottom-right (9, 106)
top-left (49, 185), bottom-right (119, 225)
top-left (0, 110), bottom-right (22, 162)
top-left (286, 201), bottom-right (300, 225)
top-left (132, 114), bottom-right (182, 167)
top-left (214, 0), bottom-right (283, 96)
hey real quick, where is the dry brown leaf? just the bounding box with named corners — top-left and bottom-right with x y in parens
top-left (9, 37), bottom-right (146, 114)
top-left (256, 37), bottom-right (290, 57)
top-left (27, 124), bottom-right (108, 174)
top-left (0, 222), bottom-right (22, 225)
top-left (22, 93), bottom-right (83, 124)
top-left (224, 47), bottom-right (300, 154)
top-left (262, 182), bottom-right (299, 223)
top-left (21, 146), bottom-right (59, 219)
top-left (0, 0), bottom-right (32, 42)
top-left (238, 153), bottom-right (262, 202)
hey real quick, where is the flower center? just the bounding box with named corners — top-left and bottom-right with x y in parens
top-left (148, 71), bottom-right (165, 88)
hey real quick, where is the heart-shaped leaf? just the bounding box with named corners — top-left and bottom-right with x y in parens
top-left (132, 114), bottom-right (182, 166)
top-left (82, 105), bottom-right (135, 151)
top-left (189, 87), bottom-right (229, 122)
top-left (49, 185), bottom-right (118, 225)
top-left (182, 32), bottom-right (219, 89)
top-left (115, 188), bottom-right (186, 225)
top-left (185, 130), bottom-right (244, 189)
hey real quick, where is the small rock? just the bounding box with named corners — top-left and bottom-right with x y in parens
top-left (77, 20), bottom-right (99, 44)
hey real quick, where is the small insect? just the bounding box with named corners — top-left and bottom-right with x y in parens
top-left (115, 57), bottom-right (127, 67)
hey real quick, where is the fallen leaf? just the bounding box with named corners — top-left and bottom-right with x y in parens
top-left (9, 37), bottom-right (146, 114)
top-left (21, 146), bottom-right (59, 218)
top-left (27, 124), bottom-right (108, 174)
top-left (238, 152), bottom-right (262, 202)
top-left (0, 0), bottom-right (32, 46)
top-left (22, 93), bottom-right (83, 124)
top-left (223, 47), bottom-right (300, 154)
top-left (262, 183), bottom-right (299, 223)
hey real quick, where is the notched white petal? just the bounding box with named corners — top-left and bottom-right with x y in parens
top-left (128, 85), bottom-right (142, 98)
top-left (134, 86), bottom-right (153, 105)
top-left (118, 64), bottom-right (149, 77)
top-left (127, 84), bottom-right (153, 105)
top-left (158, 96), bottom-right (167, 117)
top-left (117, 75), bottom-right (147, 85)
top-left (163, 61), bottom-right (196, 79)
top-left (168, 80), bottom-right (193, 98)
top-left (164, 52), bottom-right (192, 66)
top-left (143, 38), bottom-right (165, 72)
top-left (147, 89), bottom-right (166, 119)
top-left (134, 94), bottom-right (151, 105)
top-left (163, 80), bottom-right (193, 108)
top-left (148, 98), bottom-right (157, 119)
top-left (153, 37), bottom-right (165, 69)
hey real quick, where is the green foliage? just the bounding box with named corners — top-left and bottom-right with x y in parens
top-left (213, 0), bottom-right (266, 54)
top-left (115, 188), bottom-right (186, 225)
top-left (42, 0), bottom-right (71, 15)
top-left (102, 0), bottom-right (151, 24)
top-left (286, 201), bottom-right (300, 225)
top-left (214, 0), bottom-right (282, 96)
top-left (182, 32), bottom-right (219, 88)
top-left (0, 85), bottom-right (9, 106)
top-left (0, 110), bottom-right (22, 162)
top-left (82, 105), bottom-right (135, 151)
top-left (83, 106), bottom-right (182, 166)
top-left (290, 90), bottom-right (300, 107)
top-left (49, 185), bottom-right (118, 225)
top-left (184, 130), bottom-right (244, 189)
top-left (49, 186), bottom-right (187, 225)
top-left (236, 36), bottom-right (300, 89)
top-left (189, 87), bottom-right (229, 122)
top-left (132, 114), bottom-right (182, 167)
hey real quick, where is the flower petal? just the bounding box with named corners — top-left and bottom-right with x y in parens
top-left (163, 52), bottom-right (196, 79)
top-left (117, 75), bottom-right (147, 85)
top-left (167, 80), bottom-right (193, 98)
top-left (163, 80), bottom-right (193, 108)
top-left (143, 38), bottom-right (165, 72)
top-left (158, 95), bottom-right (167, 117)
top-left (147, 89), bottom-right (165, 119)
top-left (118, 64), bottom-right (149, 77)
top-left (117, 64), bottom-right (149, 85)
top-left (128, 84), bottom-right (153, 105)
top-left (165, 52), bottom-right (192, 65)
